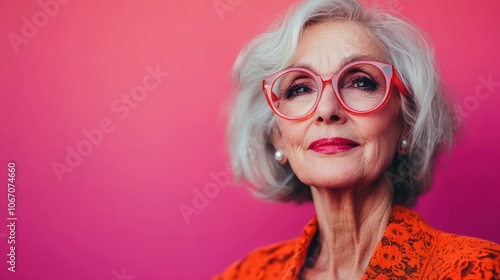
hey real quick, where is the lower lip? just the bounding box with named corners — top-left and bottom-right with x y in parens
top-left (310, 145), bottom-right (358, 154)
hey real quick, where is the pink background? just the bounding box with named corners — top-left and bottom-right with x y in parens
top-left (1, 0), bottom-right (499, 279)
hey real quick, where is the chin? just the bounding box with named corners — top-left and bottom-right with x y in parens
top-left (300, 174), bottom-right (360, 189)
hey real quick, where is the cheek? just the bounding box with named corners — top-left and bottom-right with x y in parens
top-left (365, 119), bottom-right (399, 142)
top-left (277, 121), bottom-right (309, 150)
top-left (358, 109), bottom-right (402, 158)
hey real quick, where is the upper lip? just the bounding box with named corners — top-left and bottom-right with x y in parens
top-left (308, 137), bottom-right (359, 149)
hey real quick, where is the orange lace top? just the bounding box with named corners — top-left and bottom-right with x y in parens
top-left (214, 205), bottom-right (500, 279)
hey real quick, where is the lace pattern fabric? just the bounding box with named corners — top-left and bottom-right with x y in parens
top-left (215, 205), bottom-right (500, 279)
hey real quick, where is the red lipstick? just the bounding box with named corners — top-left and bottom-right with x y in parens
top-left (308, 138), bottom-right (359, 154)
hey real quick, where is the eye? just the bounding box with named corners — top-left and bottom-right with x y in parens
top-left (343, 75), bottom-right (379, 91)
top-left (284, 82), bottom-right (313, 99)
top-left (353, 76), bottom-right (377, 90)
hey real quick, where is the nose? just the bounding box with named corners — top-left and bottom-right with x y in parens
top-left (314, 81), bottom-right (347, 125)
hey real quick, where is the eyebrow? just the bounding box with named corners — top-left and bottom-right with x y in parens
top-left (289, 54), bottom-right (383, 73)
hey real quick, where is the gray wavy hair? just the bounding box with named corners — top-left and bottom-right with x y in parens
top-left (227, 0), bottom-right (458, 207)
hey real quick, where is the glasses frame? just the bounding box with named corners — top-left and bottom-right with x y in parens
top-left (262, 60), bottom-right (409, 121)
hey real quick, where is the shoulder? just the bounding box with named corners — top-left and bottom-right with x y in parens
top-left (213, 239), bottom-right (297, 280)
top-left (213, 216), bottom-right (318, 279)
top-left (425, 231), bottom-right (500, 279)
top-left (387, 206), bottom-right (500, 278)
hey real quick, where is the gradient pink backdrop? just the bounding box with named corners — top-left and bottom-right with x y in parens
top-left (0, 0), bottom-right (499, 279)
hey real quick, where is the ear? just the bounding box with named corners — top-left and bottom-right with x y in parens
top-left (397, 128), bottom-right (411, 156)
top-left (272, 126), bottom-right (288, 164)
top-left (397, 139), bottom-right (409, 156)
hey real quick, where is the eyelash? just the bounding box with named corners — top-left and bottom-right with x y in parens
top-left (284, 82), bottom-right (310, 98)
top-left (342, 75), bottom-right (379, 91)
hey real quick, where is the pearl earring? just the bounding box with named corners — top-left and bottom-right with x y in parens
top-left (274, 150), bottom-right (287, 164)
top-left (401, 139), bottom-right (409, 150)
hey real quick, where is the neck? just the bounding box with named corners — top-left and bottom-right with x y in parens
top-left (302, 177), bottom-right (393, 280)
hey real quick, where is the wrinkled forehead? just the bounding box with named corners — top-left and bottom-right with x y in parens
top-left (292, 21), bottom-right (388, 74)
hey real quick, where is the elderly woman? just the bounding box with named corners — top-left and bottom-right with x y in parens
top-left (216, 0), bottom-right (500, 279)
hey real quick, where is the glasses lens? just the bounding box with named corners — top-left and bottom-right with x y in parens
top-left (337, 63), bottom-right (388, 112)
top-left (271, 70), bottom-right (319, 118)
